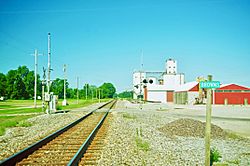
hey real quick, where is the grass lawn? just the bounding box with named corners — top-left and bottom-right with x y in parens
top-left (57, 99), bottom-right (110, 110)
top-left (0, 115), bottom-right (35, 136)
top-left (0, 99), bottom-right (110, 136)
top-left (0, 100), bottom-right (42, 108)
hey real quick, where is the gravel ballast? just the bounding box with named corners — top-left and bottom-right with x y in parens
top-left (158, 118), bottom-right (228, 139)
top-left (1, 100), bottom-right (250, 165)
top-left (0, 103), bottom-right (103, 161)
top-left (98, 101), bottom-right (250, 166)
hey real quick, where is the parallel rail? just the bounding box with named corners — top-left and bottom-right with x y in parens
top-left (0, 100), bottom-right (116, 166)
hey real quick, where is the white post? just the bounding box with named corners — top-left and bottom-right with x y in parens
top-left (213, 89), bottom-right (215, 105)
top-left (205, 75), bottom-right (212, 166)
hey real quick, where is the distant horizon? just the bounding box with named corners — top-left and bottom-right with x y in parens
top-left (1, 0), bottom-right (249, 92)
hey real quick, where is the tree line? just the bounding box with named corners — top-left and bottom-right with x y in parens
top-left (0, 65), bottom-right (116, 100)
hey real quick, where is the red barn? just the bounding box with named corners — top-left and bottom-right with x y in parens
top-left (214, 84), bottom-right (250, 105)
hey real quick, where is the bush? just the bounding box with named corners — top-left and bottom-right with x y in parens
top-left (210, 148), bottom-right (222, 165)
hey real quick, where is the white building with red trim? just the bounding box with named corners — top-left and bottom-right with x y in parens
top-left (133, 58), bottom-right (185, 103)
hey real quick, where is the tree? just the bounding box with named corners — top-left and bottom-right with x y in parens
top-left (99, 83), bottom-right (116, 98)
top-left (118, 91), bottom-right (133, 99)
top-left (67, 88), bottom-right (76, 99)
top-left (17, 66), bottom-right (29, 80)
top-left (0, 73), bottom-right (7, 97)
top-left (50, 78), bottom-right (68, 99)
top-left (6, 69), bottom-right (17, 99)
top-left (24, 71), bottom-right (35, 98)
top-left (12, 75), bottom-right (28, 99)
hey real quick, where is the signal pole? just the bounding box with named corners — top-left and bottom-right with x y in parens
top-left (139, 49), bottom-right (143, 110)
top-left (47, 33), bottom-right (51, 93)
top-left (46, 32), bottom-right (51, 114)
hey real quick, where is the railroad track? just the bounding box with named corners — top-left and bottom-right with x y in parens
top-left (0, 100), bottom-right (116, 166)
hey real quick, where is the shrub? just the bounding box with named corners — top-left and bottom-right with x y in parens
top-left (210, 148), bottom-right (222, 165)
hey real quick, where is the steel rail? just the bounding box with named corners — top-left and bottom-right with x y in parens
top-left (0, 100), bottom-right (114, 166)
top-left (68, 100), bottom-right (117, 166)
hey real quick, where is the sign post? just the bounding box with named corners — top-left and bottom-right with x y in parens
top-left (200, 76), bottom-right (220, 166)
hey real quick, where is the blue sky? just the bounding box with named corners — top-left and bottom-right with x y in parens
top-left (0, 0), bottom-right (249, 92)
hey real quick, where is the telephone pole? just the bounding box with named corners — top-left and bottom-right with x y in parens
top-left (62, 64), bottom-right (67, 106)
top-left (85, 83), bottom-right (88, 100)
top-left (42, 67), bottom-right (46, 113)
top-left (33, 49), bottom-right (42, 108)
top-left (77, 77), bottom-right (79, 104)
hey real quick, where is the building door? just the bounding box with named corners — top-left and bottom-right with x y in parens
top-left (167, 91), bottom-right (174, 102)
top-left (244, 99), bottom-right (248, 105)
top-left (224, 98), bottom-right (228, 105)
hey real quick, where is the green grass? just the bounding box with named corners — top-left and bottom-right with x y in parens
top-left (0, 99), bottom-right (110, 114)
top-left (135, 136), bottom-right (150, 152)
top-left (0, 107), bottom-right (43, 115)
top-left (123, 113), bottom-right (137, 119)
top-left (135, 127), bottom-right (150, 152)
top-left (58, 99), bottom-right (110, 110)
top-left (0, 100), bottom-right (42, 107)
top-left (0, 115), bottom-right (35, 136)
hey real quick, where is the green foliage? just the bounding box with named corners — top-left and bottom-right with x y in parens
top-left (1, 66), bottom-right (117, 100)
top-left (50, 78), bottom-right (68, 99)
top-left (135, 127), bottom-right (150, 152)
top-left (0, 115), bottom-right (35, 136)
top-left (3, 66), bottom-right (42, 99)
top-left (12, 75), bottom-right (28, 99)
top-left (99, 82), bottom-right (116, 98)
top-left (210, 148), bottom-right (222, 166)
top-left (0, 73), bottom-right (7, 96)
top-left (16, 120), bottom-right (32, 127)
top-left (118, 90), bottom-right (133, 99)
top-left (123, 113), bottom-right (137, 119)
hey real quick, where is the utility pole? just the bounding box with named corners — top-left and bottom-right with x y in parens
top-left (91, 89), bottom-right (93, 100)
top-left (85, 83), bottom-right (88, 100)
top-left (32, 49), bottom-right (42, 108)
top-left (98, 89), bottom-right (101, 103)
top-left (42, 67), bottom-right (46, 113)
top-left (205, 75), bottom-right (212, 166)
top-left (62, 64), bottom-right (67, 106)
top-left (77, 77), bottom-right (79, 104)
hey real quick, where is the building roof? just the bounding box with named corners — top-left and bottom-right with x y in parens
top-left (218, 83), bottom-right (250, 90)
top-left (175, 81), bottom-right (199, 92)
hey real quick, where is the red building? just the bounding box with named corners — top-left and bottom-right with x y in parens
top-left (214, 84), bottom-right (250, 105)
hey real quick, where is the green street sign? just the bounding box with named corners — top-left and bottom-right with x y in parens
top-left (200, 81), bottom-right (220, 89)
